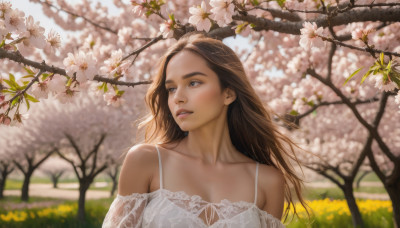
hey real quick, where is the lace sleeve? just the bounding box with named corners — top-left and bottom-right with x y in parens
top-left (102, 193), bottom-right (149, 228)
top-left (259, 210), bottom-right (286, 228)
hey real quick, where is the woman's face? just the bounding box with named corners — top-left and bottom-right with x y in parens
top-left (165, 50), bottom-right (233, 132)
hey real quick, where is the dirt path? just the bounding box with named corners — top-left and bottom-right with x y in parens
top-left (4, 183), bottom-right (111, 200)
top-left (305, 181), bottom-right (389, 200)
top-left (3, 182), bottom-right (389, 201)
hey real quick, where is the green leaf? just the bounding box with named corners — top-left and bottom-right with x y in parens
top-left (289, 110), bottom-right (299, 116)
top-left (22, 75), bottom-right (35, 79)
top-left (343, 67), bottom-right (362, 86)
top-left (380, 52), bottom-right (384, 66)
top-left (0, 39), bottom-right (5, 48)
top-left (9, 73), bottom-right (16, 83)
top-left (3, 79), bottom-right (15, 88)
top-left (104, 83), bottom-right (108, 93)
top-left (116, 90), bottom-right (125, 96)
top-left (386, 60), bottom-right (392, 71)
top-left (25, 97), bottom-right (30, 110)
top-left (25, 93), bottom-right (39, 102)
top-left (275, 0), bottom-right (286, 8)
top-left (23, 67), bottom-right (35, 75)
top-left (169, 14), bottom-right (175, 22)
top-left (66, 78), bottom-right (73, 87)
top-left (10, 97), bottom-right (20, 107)
top-left (235, 22), bottom-right (249, 34)
top-left (360, 70), bottom-right (372, 84)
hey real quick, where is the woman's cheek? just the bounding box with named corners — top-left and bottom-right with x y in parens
top-left (193, 86), bottom-right (221, 105)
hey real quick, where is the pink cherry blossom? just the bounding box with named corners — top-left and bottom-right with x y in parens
top-left (117, 27), bottom-right (133, 45)
top-left (46, 29), bottom-right (61, 52)
top-left (22, 16), bottom-right (46, 49)
top-left (351, 28), bottom-right (375, 42)
top-left (103, 92), bottom-right (125, 107)
top-left (210, 0), bottom-right (235, 27)
top-left (0, 1), bottom-right (12, 16)
top-left (4, 8), bottom-right (25, 32)
top-left (30, 81), bottom-right (49, 99)
top-left (189, 1), bottom-right (212, 32)
top-left (55, 88), bottom-right (76, 104)
top-left (299, 22), bottom-right (325, 50)
top-left (131, 0), bottom-right (146, 17)
top-left (47, 74), bottom-right (66, 93)
top-left (160, 19), bottom-right (174, 38)
top-left (63, 51), bottom-right (97, 83)
top-left (100, 49), bottom-right (130, 78)
top-left (369, 74), bottom-right (398, 92)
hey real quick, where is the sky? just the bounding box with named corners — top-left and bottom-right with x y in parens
top-left (12, 0), bottom-right (251, 50)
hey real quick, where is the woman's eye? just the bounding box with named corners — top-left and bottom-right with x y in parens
top-left (189, 81), bottom-right (201, 87)
top-left (166, 87), bottom-right (176, 93)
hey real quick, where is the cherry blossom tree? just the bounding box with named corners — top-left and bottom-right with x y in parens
top-left (38, 156), bottom-right (71, 188)
top-left (0, 0), bottom-right (400, 226)
top-left (0, 126), bottom-right (15, 199)
top-left (28, 88), bottom-right (143, 222)
top-left (1, 123), bottom-right (56, 201)
top-left (105, 163), bottom-right (120, 197)
top-left (289, 102), bottom-right (378, 227)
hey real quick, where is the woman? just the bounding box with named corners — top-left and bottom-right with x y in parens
top-left (102, 33), bottom-right (309, 227)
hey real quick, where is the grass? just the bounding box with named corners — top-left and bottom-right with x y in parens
top-left (354, 186), bottom-right (387, 194)
top-left (0, 196), bottom-right (393, 228)
top-left (0, 196), bottom-right (114, 228)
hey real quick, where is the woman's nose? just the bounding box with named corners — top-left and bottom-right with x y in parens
top-left (173, 87), bottom-right (187, 104)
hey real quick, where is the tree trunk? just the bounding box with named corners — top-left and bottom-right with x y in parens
top-left (107, 166), bottom-right (119, 197)
top-left (50, 171), bottom-right (64, 188)
top-left (51, 174), bottom-right (58, 188)
top-left (386, 182), bottom-right (400, 228)
top-left (21, 170), bottom-right (33, 202)
top-left (355, 170), bottom-right (371, 189)
top-left (0, 163), bottom-right (14, 199)
top-left (342, 180), bottom-right (364, 228)
top-left (110, 175), bottom-right (117, 197)
top-left (0, 177), bottom-right (5, 199)
top-left (77, 179), bottom-right (93, 222)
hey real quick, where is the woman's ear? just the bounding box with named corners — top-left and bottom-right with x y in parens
top-left (223, 87), bottom-right (237, 105)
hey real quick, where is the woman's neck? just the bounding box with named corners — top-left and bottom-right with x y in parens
top-left (183, 120), bottom-right (238, 165)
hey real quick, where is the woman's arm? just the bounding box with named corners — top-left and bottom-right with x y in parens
top-left (258, 165), bottom-right (285, 220)
top-left (118, 144), bottom-right (158, 195)
top-left (102, 144), bottom-right (158, 228)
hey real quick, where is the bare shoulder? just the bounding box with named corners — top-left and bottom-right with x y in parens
top-left (257, 164), bottom-right (285, 220)
top-left (118, 144), bottom-right (159, 196)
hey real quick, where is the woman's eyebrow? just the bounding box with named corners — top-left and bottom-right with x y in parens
top-left (165, 72), bottom-right (207, 84)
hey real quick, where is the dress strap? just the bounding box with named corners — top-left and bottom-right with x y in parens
top-left (254, 162), bottom-right (259, 205)
top-left (155, 145), bottom-right (163, 189)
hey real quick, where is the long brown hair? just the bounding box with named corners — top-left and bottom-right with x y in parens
top-left (139, 33), bottom-right (310, 222)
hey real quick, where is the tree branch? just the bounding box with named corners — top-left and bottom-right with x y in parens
top-left (0, 49), bottom-right (152, 87)
top-left (233, 7), bottom-right (400, 36)
top-left (294, 96), bottom-right (380, 123)
top-left (253, 7), bottom-right (302, 21)
top-left (320, 35), bottom-right (400, 57)
top-left (307, 69), bottom-right (396, 161)
top-left (37, 0), bottom-right (118, 34)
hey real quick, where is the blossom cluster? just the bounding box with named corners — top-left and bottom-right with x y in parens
top-left (188, 0), bottom-right (235, 32)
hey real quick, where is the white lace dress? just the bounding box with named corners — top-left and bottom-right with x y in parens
top-left (102, 146), bottom-right (285, 228)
